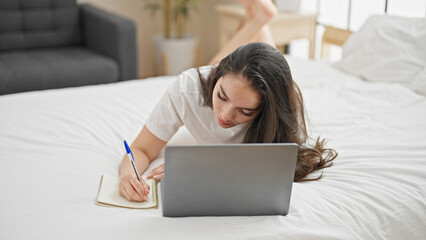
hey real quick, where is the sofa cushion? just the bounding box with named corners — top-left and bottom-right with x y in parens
top-left (0, 47), bottom-right (119, 95)
top-left (0, 0), bottom-right (81, 52)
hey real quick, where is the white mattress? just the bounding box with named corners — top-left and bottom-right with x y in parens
top-left (0, 56), bottom-right (425, 239)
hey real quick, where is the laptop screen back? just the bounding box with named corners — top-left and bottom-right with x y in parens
top-left (162, 143), bottom-right (298, 217)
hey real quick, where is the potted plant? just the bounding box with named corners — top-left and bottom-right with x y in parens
top-left (145, 0), bottom-right (199, 75)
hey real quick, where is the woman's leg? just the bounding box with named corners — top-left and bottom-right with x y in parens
top-left (252, 25), bottom-right (275, 46)
top-left (208, 0), bottom-right (278, 65)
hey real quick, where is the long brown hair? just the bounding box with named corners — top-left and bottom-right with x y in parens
top-left (198, 42), bottom-right (337, 181)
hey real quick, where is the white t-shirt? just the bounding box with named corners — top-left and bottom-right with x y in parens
top-left (145, 66), bottom-right (248, 144)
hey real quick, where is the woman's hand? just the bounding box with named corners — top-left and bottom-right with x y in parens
top-left (119, 171), bottom-right (151, 202)
top-left (118, 127), bottom-right (167, 201)
top-left (147, 164), bottom-right (165, 180)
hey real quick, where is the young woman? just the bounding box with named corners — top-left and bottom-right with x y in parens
top-left (119, 0), bottom-right (337, 202)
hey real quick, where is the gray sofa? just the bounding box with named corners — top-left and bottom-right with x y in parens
top-left (0, 0), bottom-right (138, 95)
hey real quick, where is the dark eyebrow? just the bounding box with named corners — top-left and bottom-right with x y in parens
top-left (242, 106), bottom-right (259, 111)
top-left (219, 84), bottom-right (230, 100)
top-left (219, 84), bottom-right (260, 111)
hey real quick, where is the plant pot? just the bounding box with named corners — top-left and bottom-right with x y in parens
top-left (154, 35), bottom-right (198, 76)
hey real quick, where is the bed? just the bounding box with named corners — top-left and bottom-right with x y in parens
top-left (1, 15), bottom-right (425, 239)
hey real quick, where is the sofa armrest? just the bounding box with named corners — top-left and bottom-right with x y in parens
top-left (80, 4), bottom-right (138, 81)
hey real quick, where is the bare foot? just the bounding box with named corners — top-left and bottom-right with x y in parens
top-left (239, 0), bottom-right (277, 24)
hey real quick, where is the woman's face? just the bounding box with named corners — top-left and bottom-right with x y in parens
top-left (212, 73), bottom-right (261, 128)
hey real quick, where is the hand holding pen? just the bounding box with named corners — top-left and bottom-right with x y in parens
top-left (118, 140), bottom-right (150, 202)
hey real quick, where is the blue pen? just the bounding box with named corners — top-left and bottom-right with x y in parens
top-left (124, 140), bottom-right (140, 181)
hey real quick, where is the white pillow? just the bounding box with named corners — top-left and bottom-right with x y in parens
top-left (334, 15), bottom-right (426, 96)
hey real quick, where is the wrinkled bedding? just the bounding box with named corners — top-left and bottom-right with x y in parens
top-left (0, 56), bottom-right (425, 239)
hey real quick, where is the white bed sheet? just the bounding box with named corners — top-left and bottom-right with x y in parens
top-left (0, 56), bottom-right (425, 239)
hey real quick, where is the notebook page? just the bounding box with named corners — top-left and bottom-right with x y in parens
top-left (97, 174), bottom-right (157, 209)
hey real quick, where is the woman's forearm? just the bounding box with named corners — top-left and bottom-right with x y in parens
top-left (120, 148), bottom-right (151, 177)
top-left (120, 126), bottom-right (167, 177)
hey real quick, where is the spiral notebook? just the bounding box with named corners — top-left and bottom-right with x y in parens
top-left (96, 174), bottom-right (158, 209)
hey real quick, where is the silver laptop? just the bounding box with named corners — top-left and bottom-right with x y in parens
top-left (162, 143), bottom-right (298, 217)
